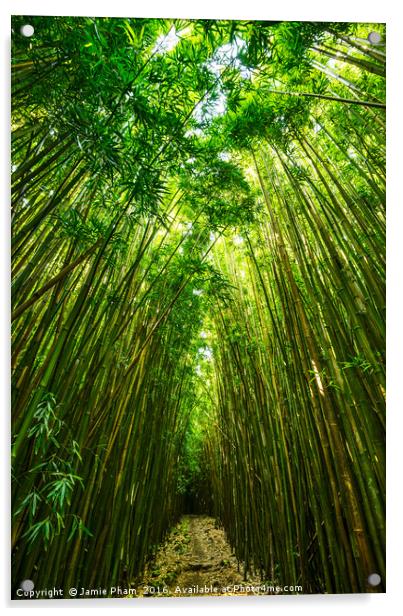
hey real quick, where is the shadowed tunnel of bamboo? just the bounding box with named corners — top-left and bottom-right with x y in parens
top-left (11, 16), bottom-right (385, 596)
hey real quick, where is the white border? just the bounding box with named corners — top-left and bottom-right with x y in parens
top-left (1, 0), bottom-right (394, 20)
top-left (2, 1), bottom-right (402, 614)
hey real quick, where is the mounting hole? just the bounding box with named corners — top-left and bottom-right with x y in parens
top-left (20, 24), bottom-right (35, 38)
top-left (20, 579), bottom-right (35, 592)
top-left (368, 31), bottom-right (382, 45)
top-left (367, 573), bottom-right (381, 586)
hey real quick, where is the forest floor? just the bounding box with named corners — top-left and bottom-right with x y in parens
top-left (131, 515), bottom-right (267, 598)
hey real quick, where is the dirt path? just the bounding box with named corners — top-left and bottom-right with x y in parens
top-left (132, 515), bottom-right (266, 597)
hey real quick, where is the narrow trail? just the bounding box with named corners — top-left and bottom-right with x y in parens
top-left (133, 515), bottom-right (266, 597)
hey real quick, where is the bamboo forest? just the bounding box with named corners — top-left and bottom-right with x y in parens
top-left (11, 16), bottom-right (386, 598)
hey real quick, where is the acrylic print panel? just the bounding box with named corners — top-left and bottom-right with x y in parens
top-left (11, 15), bottom-right (386, 600)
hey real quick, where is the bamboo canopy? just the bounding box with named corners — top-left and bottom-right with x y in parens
top-left (11, 16), bottom-right (385, 595)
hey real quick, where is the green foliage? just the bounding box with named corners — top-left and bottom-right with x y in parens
top-left (13, 392), bottom-right (87, 550)
top-left (27, 393), bottom-right (62, 454)
top-left (341, 355), bottom-right (373, 373)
